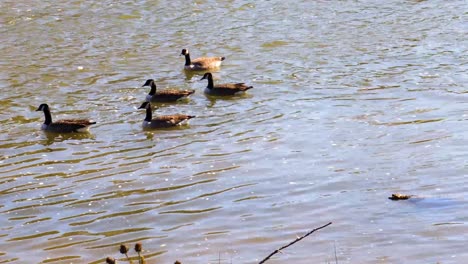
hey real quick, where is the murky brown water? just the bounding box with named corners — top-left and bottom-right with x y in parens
top-left (0, 0), bottom-right (467, 263)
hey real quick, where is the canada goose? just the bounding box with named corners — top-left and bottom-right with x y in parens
top-left (36, 103), bottom-right (96, 133)
top-left (200, 72), bottom-right (253, 96)
top-left (180, 49), bottom-right (225, 71)
top-left (138, 102), bottom-right (195, 129)
top-left (142, 79), bottom-right (195, 102)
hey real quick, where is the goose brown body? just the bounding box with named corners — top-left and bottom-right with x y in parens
top-left (36, 104), bottom-right (96, 133)
top-left (138, 102), bottom-right (195, 129)
top-left (181, 49), bottom-right (225, 71)
top-left (142, 79), bottom-right (195, 102)
top-left (200, 72), bottom-right (253, 96)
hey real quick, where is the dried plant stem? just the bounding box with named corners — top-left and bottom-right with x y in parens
top-left (134, 242), bottom-right (143, 264)
top-left (258, 222), bottom-right (332, 264)
top-left (125, 253), bottom-right (133, 264)
top-left (334, 241), bottom-right (338, 264)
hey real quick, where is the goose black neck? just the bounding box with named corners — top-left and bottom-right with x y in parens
top-left (43, 107), bottom-right (52, 125)
top-left (148, 82), bottom-right (157, 95)
top-left (144, 105), bottom-right (152, 122)
top-left (184, 53), bottom-right (191, 66)
top-left (206, 74), bottom-right (214, 89)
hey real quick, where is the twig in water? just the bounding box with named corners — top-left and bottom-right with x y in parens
top-left (258, 222), bottom-right (332, 264)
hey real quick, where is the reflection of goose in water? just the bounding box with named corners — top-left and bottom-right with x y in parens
top-left (41, 132), bottom-right (95, 146)
top-left (36, 104), bottom-right (96, 133)
top-left (138, 102), bottom-right (195, 129)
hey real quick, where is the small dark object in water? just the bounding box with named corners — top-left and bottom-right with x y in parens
top-left (389, 193), bottom-right (413, 200)
top-left (106, 257), bottom-right (116, 264)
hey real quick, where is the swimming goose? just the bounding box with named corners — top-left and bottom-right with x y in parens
top-left (36, 103), bottom-right (96, 133)
top-left (142, 79), bottom-right (195, 102)
top-left (200, 72), bottom-right (253, 96)
top-left (138, 102), bottom-right (195, 129)
top-left (181, 49), bottom-right (225, 71)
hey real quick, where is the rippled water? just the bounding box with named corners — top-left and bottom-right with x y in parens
top-left (0, 0), bottom-right (467, 263)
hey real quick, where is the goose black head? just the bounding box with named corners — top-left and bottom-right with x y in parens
top-left (200, 72), bottom-right (212, 81)
top-left (36, 103), bottom-right (49, 111)
top-left (142, 79), bottom-right (154, 87)
top-left (180, 49), bottom-right (189, 56)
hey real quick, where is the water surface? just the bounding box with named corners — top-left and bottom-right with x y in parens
top-left (0, 0), bottom-right (467, 263)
